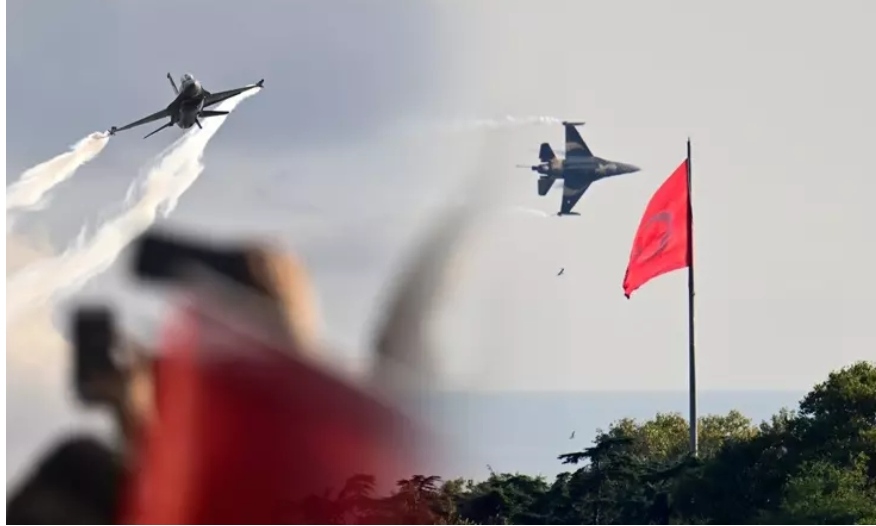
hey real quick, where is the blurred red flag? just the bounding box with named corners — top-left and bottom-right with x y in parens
top-left (623, 159), bottom-right (690, 298)
top-left (122, 302), bottom-right (418, 524)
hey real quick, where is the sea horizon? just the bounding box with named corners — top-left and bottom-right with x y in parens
top-left (408, 390), bottom-right (806, 481)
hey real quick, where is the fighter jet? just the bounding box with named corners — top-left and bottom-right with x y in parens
top-left (523, 122), bottom-right (640, 216)
top-left (557, 268), bottom-right (565, 276)
top-left (109, 73), bottom-right (264, 139)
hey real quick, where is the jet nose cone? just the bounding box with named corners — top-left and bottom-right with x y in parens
top-left (623, 163), bottom-right (641, 174)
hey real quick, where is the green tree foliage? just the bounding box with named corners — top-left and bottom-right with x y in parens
top-left (762, 455), bottom-right (876, 524)
top-left (295, 361), bottom-right (876, 524)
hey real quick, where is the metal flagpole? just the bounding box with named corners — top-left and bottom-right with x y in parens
top-left (686, 138), bottom-right (698, 457)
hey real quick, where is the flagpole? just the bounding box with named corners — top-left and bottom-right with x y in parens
top-left (686, 138), bottom-right (698, 457)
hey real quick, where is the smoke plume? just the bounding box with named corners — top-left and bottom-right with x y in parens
top-left (7, 89), bottom-right (261, 324)
top-left (6, 133), bottom-right (110, 227)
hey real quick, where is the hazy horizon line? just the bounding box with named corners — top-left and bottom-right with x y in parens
top-left (420, 389), bottom-right (807, 394)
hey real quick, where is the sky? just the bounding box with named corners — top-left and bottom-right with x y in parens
top-left (6, 0), bottom-right (876, 481)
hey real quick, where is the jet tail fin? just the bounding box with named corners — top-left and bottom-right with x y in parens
top-left (167, 73), bottom-right (179, 95)
top-left (539, 143), bottom-right (556, 163)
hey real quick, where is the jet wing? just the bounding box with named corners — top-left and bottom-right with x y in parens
top-left (564, 123), bottom-right (594, 158)
top-left (111, 108), bottom-right (171, 135)
top-left (560, 179), bottom-right (592, 215)
top-left (203, 80), bottom-right (264, 108)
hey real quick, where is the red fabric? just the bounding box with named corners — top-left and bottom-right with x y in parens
top-left (122, 305), bottom-right (417, 524)
top-left (623, 159), bottom-right (691, 298)
top-left (121, 306), bottom-right (199, 524)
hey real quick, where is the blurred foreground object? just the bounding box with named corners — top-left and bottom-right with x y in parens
top-left (121, 230), bottom-right (422, 524)
top-left (132, 231), bottom-right (321, 355)
top-left (6, 437), bottom-right (123, 524)
top-left (9, 160), bottom-right (486, 523)
top-left (124, 301), bottom-right (417, 523)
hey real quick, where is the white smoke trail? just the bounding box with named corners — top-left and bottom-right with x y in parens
top-left (7, 89), bottom-right (261, 324)
top-left (397, 115), bottom-right (562, 135)
top-left (438, 115), bottom-right (563, 133)
top-left (6, 132), bottom-right (110, 216)
top-left (507, 206), bottom-right (550, 218)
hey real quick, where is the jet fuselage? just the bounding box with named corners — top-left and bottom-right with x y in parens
top-left (532, 156), bottom-right (640, 183)
top-left (527, 122), bottom-right (640, 215)
top-left (173, 75), bottom-right (206, 129)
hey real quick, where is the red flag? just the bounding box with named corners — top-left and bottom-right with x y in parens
top-left (623, 159), bottom-right (690, 298)
top-left (122, 302), bottom-right (420, 524)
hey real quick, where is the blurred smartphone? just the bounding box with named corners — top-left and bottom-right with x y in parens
top-left (72, 306), bottom-right (117, 404)
top-left (134, 230), bottom-right (260, 292)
